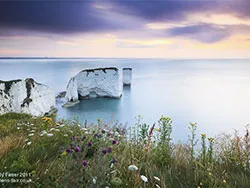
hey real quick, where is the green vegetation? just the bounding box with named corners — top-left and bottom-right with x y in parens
top-left (0, 113), bottom-right (250, 187)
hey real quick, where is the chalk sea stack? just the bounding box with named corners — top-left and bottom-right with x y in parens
top-left (64, 67), bottom-right (122, 106)
top-left (122, 68), bottom-right (132, 86)
top-left (0, 78), bottom-right (56, 116)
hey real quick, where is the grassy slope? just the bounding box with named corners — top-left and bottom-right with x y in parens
top-left (0, 113), bottom-right (250, 188)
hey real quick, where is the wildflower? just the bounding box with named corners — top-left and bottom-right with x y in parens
top-left (75, 146), bottom-right (81, 152)
top-left (54, 129), bottom-right (60, 132)
top-left (82, 160), bottom-right (88, 166)
top-left (50, 128), bottom-right (55, 131)
top-left (59, 124), bottom-right (65, 128)
top-left (208, 137), bottom-right (214, 142)
top-left (110, 163), bottom-right (114, 168)
top-left (27, 141), bottom-right (32, 145)
top-left (154, 176), bottom-right (160, 181)
top-left (66, 148), bottom-right (73, 153)
top-left (61, 151), bottom-right (67, 156)
top-left (223, 179), bottom-right (226, 183)
top-left (88, 141), bottom-right (93, 147)
top-left (197, 186), bottom-right (201, 188)
top-left (92, 177), bottom-right (97, 184)
top-left (155, 184), bottom-right (161, 188)
top-left (28, 133), bottom-right (34, 137)
top-left (155, 128), bottom-right (161, 132)
top-left (102, 148), bottom-right (107, 154)
top-left (112, 139), bottom-right (118, 145)
top-left (128, 165), bottom-right (138, 171)
top-left (208, 172), bottom-right (212, 176)
top-left (82, 128), bottom-right (88, 131)
top-left (107, 147), bottom-right (112, 153)
top-left (40, 130), bottom-right (47, 134)
top-left (141, 175), bottom-right (148, 183)
top-left (201, 133), bottom-right (206, 137)
top-left (25, 139), bottom-right (29, 142)
top-left (64, 134), bottom-right (68, 137)
top-left (30, 130), bottom-right (35, 133)
top-left (47, 133), bottom-right (54, 137)
top-left (17, 127), bottom-right (20, 130)
top-left (71, 136), bottom-right (76, 140)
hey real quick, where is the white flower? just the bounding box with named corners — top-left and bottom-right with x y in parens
top-left (140, 175), bottom-right (148, 183)
top-left (110, 163), bottom-right (114, 168)
top-left (30, 130), bottom-right (35, 133)
top-left (64, 134), bottom-right (68, 137)
top-left (155, 184), bottom-right (161, 188)
top-left (54, 129), bottom-right (60, 132)
top-left (82, 128), bottom-right (88, 131)
top-left (47, 133), bottom-right (54, 137)
top-left (154, 176), bottom-right (160, 181)
top-left (50, 128), bottom-right (55, 131)
top-left (92, 177), bottom-right (97, 184)
top-left (17, 127), bottom-right (20, 130)
top-left (128, 165), bottom-right (138, 171)
top-left (41, 130), bottom-right (47, 134)
top-left (28, 133), bottom-right (34, 137)
top-left (27, 141), bottom-right (32, 145)
top-left (25, 139), bottom-right (29, 142)
top-left (59, 124), bottom-right (65, 128)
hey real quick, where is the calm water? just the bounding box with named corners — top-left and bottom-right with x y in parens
top-left (1, 58), bottom-right (250, 141)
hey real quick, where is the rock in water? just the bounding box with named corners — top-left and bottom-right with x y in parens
top-left (0, 78), bottom-right (56, 116)
top-left (65, 67), bottom-right (122, 102)
top-left (122, 68), bottom-right (132, 86)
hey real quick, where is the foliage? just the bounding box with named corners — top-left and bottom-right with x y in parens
top-left (0, 113), bottom-right (250, 188)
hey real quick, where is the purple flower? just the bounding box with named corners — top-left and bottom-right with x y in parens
top-left (112, 139), bottom-right (118, 145)
top-left (102, 148), bottom-right (107, 154)
top-left (107, 147), bottom-right (112, 153)
top-left (82, 160), bottom-right (88, 166)
top-left (71, 136), bottom-right (76, 140)
top-left (66, 148), bottom-right (73, 153)
top-left (88, 141), bottom-right (93, 147)
top-left (75, 146), bottom-right (81, 152)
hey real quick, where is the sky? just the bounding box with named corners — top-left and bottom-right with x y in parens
top-left (0, 0), bottom-right (250, 58)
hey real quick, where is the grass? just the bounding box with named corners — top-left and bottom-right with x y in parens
top-left (0, 113), bottom-right (249, 187)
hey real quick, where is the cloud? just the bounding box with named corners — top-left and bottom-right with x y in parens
top-left (167, 24), bottom-right (231, 43)
top-left (0, 1), bottom-right (121, 33)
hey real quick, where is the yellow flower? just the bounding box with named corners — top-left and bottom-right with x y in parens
top-left (61, 151), bottom-right (67, 156)
top-left (155, 128), bottom-right (161, 132)
top-left (208, 172), bottom-right (212, 176)
top-left (201, 133), bottom-right (206, 137)
top-left (197, 186), bottom-right (201, 188)
top-left (223, 179), bottom-right (226, 183)
top-left (208, 137), bottom-right (214, 142)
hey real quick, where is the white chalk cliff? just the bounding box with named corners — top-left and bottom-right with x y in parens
top-left (122, 68), bottom-right (132, 85)
top-left (65, 67), bottom-right (122, 102)
top-left (0, 78), bottom-right (55, 116)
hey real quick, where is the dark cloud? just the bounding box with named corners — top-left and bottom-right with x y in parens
top-left (0, 0), bottom-right (249, 42)
top-left (111, 0), bottom-right (217, 22)
top-left (0, 1), bottom-right (120, 33)
top-left (167, 24), bottom-right (231, 43)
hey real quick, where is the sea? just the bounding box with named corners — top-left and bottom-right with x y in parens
top-left (1, 58), bottom-right (250, 142)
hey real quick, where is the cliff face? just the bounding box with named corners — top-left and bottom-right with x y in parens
top-left (122, 68), bottom-right (132, 85)
top-left (0, 78), bottom-right (55, 116)
top-left (65, 67), bottom-right (122, 102)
